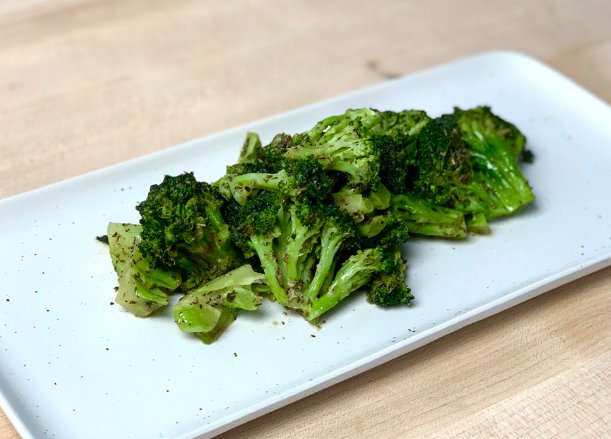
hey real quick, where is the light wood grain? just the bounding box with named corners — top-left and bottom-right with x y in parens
top-left (1, 1), bottom-right (610, 438)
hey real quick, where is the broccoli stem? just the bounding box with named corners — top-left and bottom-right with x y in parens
top-left (303, 225), bottom-right (346, 300)
top-left (307, 248), bottom-right (381, 321)
top-left (249, 234), bottom-right (288, 304)
top-left (284, 207), bottom-right (320, 287)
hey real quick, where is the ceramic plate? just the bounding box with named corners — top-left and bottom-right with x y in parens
top-left (1, 51), bottom-right (610, 439)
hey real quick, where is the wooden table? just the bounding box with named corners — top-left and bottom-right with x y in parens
top-left (1, 1), bottom-right (610, 437)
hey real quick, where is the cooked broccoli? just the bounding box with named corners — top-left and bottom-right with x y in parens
top-left (285, 109), bottom-right (383, 188)
top-left (455, 106), bottom-right (526, 158)
top-left (224, 192), bottom-right (360, 313)
top-left (453, 106), bottom-right (535, 219)
top-left (368, 110), bottom-right (431, 194)
top-left (223, 191), bottom-right (287, 303)
top-left (136, 172), bottom-right (244, 288)
top-left (403, 106), bottom-right (534, 231)
top-left (226, 158), bottom-right (334, 205)
top-left (299, 203), bottom-right (359, 303)
top-left (307, 244), bottom-right (412, 321)
top-left (173, 264), bottom-right (266, 344)
top-left (360, 217), bottom-right (413, 307)
top-left (104, 104), bottom-right (535, 344)
top-left (390, 193), bottom-right (467, 239)
top-left (107, 222), bottom-right (181, 317)
top-left (366, 246), bottom-right (413, 307)
top-left (237, 132), bottom-right (264, 164)
top-left (332, 182), bottom-right (391, 224)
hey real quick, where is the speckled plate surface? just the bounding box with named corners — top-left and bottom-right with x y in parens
top-left (1, 51), bottom-right (611, 439)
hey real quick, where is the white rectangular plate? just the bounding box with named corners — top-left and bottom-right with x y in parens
top-left (1, 51), bottom-right (611, 439)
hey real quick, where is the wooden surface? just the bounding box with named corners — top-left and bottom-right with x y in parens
top-left (1, 1), bottom-right (610, 437)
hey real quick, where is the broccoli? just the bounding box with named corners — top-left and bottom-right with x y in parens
top-left (453, 106), bottom-right (535, 219)
top-left (455, 106), bottom-right (526, 159)
top-left (104, 104), bottom-right (535, 344)
top-left (390, 193), bottom-right (467, 239)
top-left (332, 182), bottom-right (391, 223)
top-left (223, 191), bottom-right (288, 304)
top-left (372, 109), bottom-right (431, 137)
top-left (404, 106), bottom-right (534, 231)
top-left (361, 217), bottom-right (413, 307)
top-left (368, 110), bottom-right (431, 194)
top-left (226, 158), bottom-right (335, 205)
top-left (306, 243), bottom-right (412, 321)
top-left (107, 223), bottom-right (181, 317)
top-left (285, 109), bottom-right (384, 188)
top-left (366, 246), bottom-right (413, 307)
top-left (237, 132), bottom-right (264, 164)
top-left (173, 264), bottom-right (266, 344)
top-left (224, 192), bottom-right (360, 313)
top-left (136, 172), bottom-right (244, 288)
top-left (299, 203), bottom-right (359, 302)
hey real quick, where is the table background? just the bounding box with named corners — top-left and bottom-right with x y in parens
top-left (1, 1), bottom-right (609, 437)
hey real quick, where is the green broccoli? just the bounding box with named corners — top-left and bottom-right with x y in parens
top-left (390, 193), bottom-right (467, 239)
top-left (173, 264), bottom-right (266, 344)
top-left (307, 243), bottom-right (412, 321)
top-left (104, 104), bottom-right (535, 344)
top-left (223, 191), bottom-right (288, 304)
top-left (332, 182), bottom-right (391, 223)
top-left (107, 222), bottom-right (181, 317)
top-left (404, 106), bottom-right (534, 231)
top-left (226, 158), bottom-right (335, 205)
top-left (453, 106), bottom-right (535, 219)
top-left (136, 172), bottom-right (244, 288)
top-left (237, 132), bottom-right (264, 164)
top-left (285, 109), bottom-right (384, 188)
top-left (366, 244), bottom-right (413, 307)
top-left (368, 109), bottom-right (431, 194)
top-left (224, 192), bottom-right (360, 313)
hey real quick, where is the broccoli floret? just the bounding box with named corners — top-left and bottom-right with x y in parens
top-left (454, 106), bottom-right (526, 159)
top-left (225, 191), bottom-right (359, 312)
top-left (300, 203), bottom-right (359, 302)
top-left (368, 110), bottom-right (431, 194)
top-left (173, 264), bottom-right (266, 343)
top-left (408, 113), bottom-right (471, 206)
top-left (304, 208), bottom-right (413, 321)
top-left (453, 107), bottom-right (535, 219)
top-left (285, 109), bottom-right (383, 188)
top-left (252, 133), bottom-right (294, 172)
top-left (390, 193), bottom-right (467, 239)
top-left (366, 246), bottom-right (413, 307)
top-left (405, 107), bottom-right (534, 230)
top-left (332, 182), bottom-right (391, 223)
top-left (374, 109), bottom-right (431, 137)
top-left (107, 223), bottom-right (181, 317)
top-left (306, 247), bottom-right (412, 321)
top-left (136, 172), bottom-right (244, 287)
top-left (224, 191), bottom-right (289, 304)
top-left (227, 158), bottom-right (335, 205)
